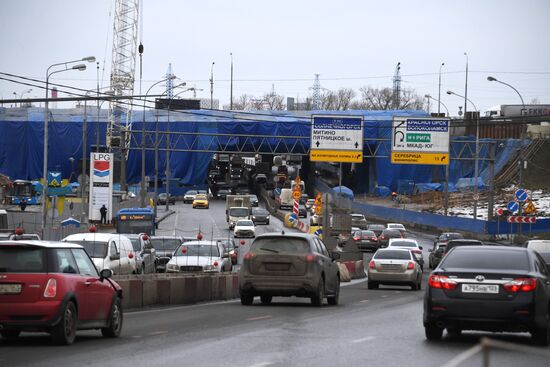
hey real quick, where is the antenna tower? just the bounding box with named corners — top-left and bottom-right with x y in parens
top-left (312, 74), bottom-right (321, 110)
top-left (392, 62), bottom-right (401, 109)
top-left (165, 63), bottom-right (175, 99)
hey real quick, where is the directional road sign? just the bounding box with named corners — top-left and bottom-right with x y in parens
top-left (310, 115), bottom-right (364, 163)
top-left (507, 201), bottom-right (519, 212)
top-left (507, 216), bottom-right (536, 224)
top-left (496, 208), bottom-right (504, 216)
top-left (515, 189), bottom-right (528, 202)
top-left (391, 117), bottom-right (450, 165)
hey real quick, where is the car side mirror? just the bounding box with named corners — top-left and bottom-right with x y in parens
top-left (330, 251), bottom-right (341, 260)
top-left (110, 254), bottom-right (120, 261)
top-left (99, 268), bottom-right (113, 280)
top-left (419, 246), bottom-right (423, 250)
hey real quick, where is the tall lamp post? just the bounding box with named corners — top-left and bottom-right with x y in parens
top-left (463, 52), bottom-right (469, 118)
top-left (140, 76), bottom-right (176, 208)
top-left (20, 89), bottom-right (32, 107)
top-left (210, 62), bottom-right (215, 109)
top-left (42, 56), bottom-right (95, 237)
top-left (438, 62), bottom-right (445, 115)
top-left (424, 95), bottom-right (449, 117)
top-left (447, 90), bottom-right (479, 220)
top-left (230, 53), bottom-right (234, 110)
top-left (487, 76), bottom-right (526, 185)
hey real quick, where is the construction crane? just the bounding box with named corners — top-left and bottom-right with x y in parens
top-left (107, 0), bottom-right (140, 190)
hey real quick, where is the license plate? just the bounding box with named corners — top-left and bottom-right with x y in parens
top-left (265, 263), bottom-right (290, 271)
top-left (462, 283), bottom-right (499, 294)
top-left (0, 283), bottom-right (22, 295)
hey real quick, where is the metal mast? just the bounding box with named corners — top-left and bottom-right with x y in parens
top-left (165, 63), bottom-right (175, 99)
top-left (311, 74), bottom-right (321, 110)
top-left (392, 62), bottom-right (401, 109)
top-left (108, 0), bottom-right (139, 190)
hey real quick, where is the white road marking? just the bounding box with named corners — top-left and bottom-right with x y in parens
top-left (351, 336), bottom-right (375, 343)
top-left (360, 299), bottom-right (369, 303)
top-left (381, 295), bottom-right (388, 298)
top-left (148, 330), bottom-right (168, 336)
top-left (248, 362), bottom-right (275, 367)
top-left (246, 315), bottom-right (272, 321)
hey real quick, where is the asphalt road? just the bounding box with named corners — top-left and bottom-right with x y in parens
top-left (2, 200), bottom-right (549, 366)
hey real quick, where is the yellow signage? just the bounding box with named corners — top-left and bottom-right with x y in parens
top-left (310, 150), bottom-right (363, 163)
top-left (391, 152), bottom-right (449, 165)
top-left (292, 190), bottom-right (301, 200)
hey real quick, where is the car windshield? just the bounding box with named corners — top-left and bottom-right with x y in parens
top-left (128, 238), bottom-right (141, 252)
top-left (151, 238), bottom-right (182, 251)
top-left (230, 208), bottom-right (249, 217)
top-left (195, 194), bottom-right (207, 200)
top-left (177, 244), bottom-right (220, 257)
top-left (252, 208), bottom-right (268, 215)
top-left (390, 241), bottom-right (417, 247)
top-left (252, 237), bottom-right (310, 254)
top-left (352, 215), bottom-right (364, 219)
top-left (539, 252), bottom-right (550, 264)
top-left (67, 240), bottom-right (108, 258)
top-left (217, 240), bottom-right (235, 250)
top-left (237, 220), bottom-right (253, 227)
top-left (186, 190), bottom-right (197, 196)
top-left (0, 246), bottom-right (47, 272)
top-left (356, 230), bottom-right (375, 237)
top-left (441, 248), bottom-right (530, 270)
top-left (382, 230), bottom-right (402, 237)
top-left (374, 250), bottom-right (411, 260)
top-left (528, 241), bottom-right (550, 252)
top-left (368, 225), bottom-right (385, 230)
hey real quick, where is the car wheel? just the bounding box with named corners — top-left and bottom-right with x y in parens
top-left (311, 277), bottom-right (325, 306)
top-left (266, 220), bottom-right (270, 225)
top-left (410, 282), bottom-right (418, 291)
top-left (327, 277), bottom-right (340, 305)
top-left (240, 294), bottom-right (254, 305)
top-left (260, 295), bottom-right (272, 305)
top-left (51, 301), bottom-right (77, 345)
top-left (425, 323), bottom-right (444, 341)
top-left (367, 281), bottom-right (378, 290)
top-left (417, 280), bottom-right (422, 291)
top-left (532, 314), bottom-right (550, 346)
top-left (0, 329), bottom-right (21, 340)
top-left (101, 297), bottom-right (123, 338)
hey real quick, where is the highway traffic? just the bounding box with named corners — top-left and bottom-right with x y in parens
top-left (2, 199), bottom-right (549, 367)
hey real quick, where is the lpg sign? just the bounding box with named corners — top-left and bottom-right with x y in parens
top-left (89, 153), bottom-right (113, 222)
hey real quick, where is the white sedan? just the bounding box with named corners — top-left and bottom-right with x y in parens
top-left (165, 241), bottom-right (231, 273)
top-left (387, 223), bottom-right (407, 233)
top-left (234, 219), bottom-right (256, 238)
top-left (388, 238), bottom-right (424, 270)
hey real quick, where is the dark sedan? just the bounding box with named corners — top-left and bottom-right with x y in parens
top-left (157, 193), bottom-right (176, 205)
top-left (352, 230), bottom-right (378, 252)
top-left (251, 207), bottom-right (270, 225)
top-left (378, 229), bottom-right (404, 248)
top-left (433, 232), bottom-right (464, 247)
top-left (424, 246), bottom-right (550, 345)
top-left (428, 239), bottom-right (483, 270)
top-left (367, 224), bottom-right (385, 237)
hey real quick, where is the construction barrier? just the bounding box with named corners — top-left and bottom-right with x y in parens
top-left (339, 260), bottom-right (366, 280)
top-left (337, 263), bottom-right (351, 282)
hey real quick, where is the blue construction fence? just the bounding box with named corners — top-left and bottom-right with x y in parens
top-left (315, 179), bottom-right (550, 235)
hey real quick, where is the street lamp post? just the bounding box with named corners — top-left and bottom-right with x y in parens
top-left (463, 52), bottom-right (469, 119)
top-left (140, 76), bottom-right (176, 208)
top-left (424, 95), bottom-right (449, 117)
top-left (230, 54), bottom-right (234, 110)
top-left (42, 56), bottom-right (95, 237)
top-left (210, 62), bottom-right (215, 109)
top-left (447, 90), bottom-right (479, 220)
top-left (438, 62), bottom-right (444, 115)
top-left (20, 89), bottom-right (32, 107)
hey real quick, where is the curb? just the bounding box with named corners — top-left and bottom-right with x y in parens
top-left (156, 210), bottom-right (175, 225)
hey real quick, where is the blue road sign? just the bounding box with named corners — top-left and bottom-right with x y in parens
top-left (515, 189), bottom-right (528, 202)
top-left (507, 201), bottom-right (519, 212)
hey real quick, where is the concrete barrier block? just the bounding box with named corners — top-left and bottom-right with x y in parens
top-left (226, 274), bottom-right (233, 299)
top-left (343, 261), bottom-right (356, 278)
top-left (157, 279), bottom-right (171, 305)
top-left (184, 276), bottom-right (198, 304)
top-left (354, 260), bottom-right (366, 278)
top-left (142, 278), bottom-right (158, 306)
top-left (170, 277), bottom-right (186, 305)
top-left (218, 275), bottom-right (227, 300)
top-left (115, 279), bottom-right (130, 310)
top-left (128, 279), bottom-right (143, 309)
top-left (337, 263), bottom-right (351, 282)
top-left (232, 274), bottom-right (240, 298)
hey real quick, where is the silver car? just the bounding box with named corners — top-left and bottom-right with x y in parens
top-left (125, 233), bottom-right (157, 274)
top-left (367, 248), bottom-right (422, 290)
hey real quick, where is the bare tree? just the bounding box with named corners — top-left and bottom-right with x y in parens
top-left (263, 91), bottom-right (285, 110)
top-left (336, 88), bottom-right (356, 110)
top-left (232, 94), bottom-right (253, 110)
top-left (358, 86), bottom-right (423, 110)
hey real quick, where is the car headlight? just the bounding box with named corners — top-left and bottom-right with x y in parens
top-left (167, 264), bottom-right (179, 271)
top-left (203, 265), bottom-right (216, 271)
top-left (252, 216), bottom-right (256, 219)
top-left (266, 215), bottom-right (270, 219)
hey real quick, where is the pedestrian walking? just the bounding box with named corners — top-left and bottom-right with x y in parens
top-left (100, 204), bottom-right (107, 224)
top-left (19, 198), bottom-right (27, 211)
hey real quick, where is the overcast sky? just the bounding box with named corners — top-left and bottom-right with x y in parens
top-left (1, 0), bottom-right (549, 114)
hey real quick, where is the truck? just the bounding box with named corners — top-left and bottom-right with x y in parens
top-left (277, 188), bottom-right (294, 210)
top-left (226, 195), bottom-right (252, 229)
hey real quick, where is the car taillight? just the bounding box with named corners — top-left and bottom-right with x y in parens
top-left (371, 237), bottom-right (377, 241)
top-left (407, 261), bottom-right (415, 270)
top-left (44, 278), bottom-right (57, 298)
top-left (231, 253), bottom-right (238, 260)
top-left (380, 236), bottom-right (385, 240)
top-left (369, 261), bottom-right (375, 269)
top-left (243, 252), bottom-right (255, 261)
top-left (503, 278), bottom-right (537, 293)
top-left (428, 275), bottom-right (457, 290)
top-left (411, 249), bottom-right (422, 254)
top-left (306, 254), bottom-right (316, 263)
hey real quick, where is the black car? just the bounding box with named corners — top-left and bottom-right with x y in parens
top-left (424, 246), bottom-right (550, 345)
top-left (433, 232), bottom-right (464, 247)
top-left (428, 239), bottom-right (483, 269)
top-left (249, 194), bottom-right (259, 207)
top-left (352, 230), bottom-right (378, 252)
top-left (298, 204), bottom-right (308, 218)
top-left (378, 229), bottom-right (404, 248)
top-left (157, 193), bottom-right (176, 205)
top-left (217, 186), bottom-right (232, 200)
top-left (251, 207), bottom-right (270, 225)
top-left (367, 224), bottom-right (385, 237)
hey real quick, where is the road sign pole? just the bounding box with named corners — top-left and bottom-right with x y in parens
top-left (487, 142), bottom-right (496, 221)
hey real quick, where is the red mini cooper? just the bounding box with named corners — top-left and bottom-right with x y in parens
top-left (0, 241), bottom-right (123, 345)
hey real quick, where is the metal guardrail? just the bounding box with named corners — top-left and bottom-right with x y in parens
top-left (442, 337), bottom-right (550, 367)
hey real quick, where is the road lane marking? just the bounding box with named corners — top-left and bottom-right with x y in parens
top-left (246, 315), bottom-right (272, 321)
top-left (130, 335), bottom-right (142, 338)
top-left (249, 362), bottom-right (275, 367)
top-left (351, 336), bottom-right (375, 343)
top-left (360, 299), bottom-right (369, 303)
top-left (381, 295), bottom-right (388, 298)
top-left (148, 331), bottom-right (168, 336)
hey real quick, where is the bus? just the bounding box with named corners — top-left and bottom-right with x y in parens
top-left (115, 208), bottom-right (156, 235)
top-left (8, 180), bottom-right (41, 205)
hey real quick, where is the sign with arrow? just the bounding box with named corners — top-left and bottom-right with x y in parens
top-left (310, 115), bottom-right (364, 163)
top-left (391, 117), bottom-right (450, 165)
top-left (514, 189), bottom-right (528, 202)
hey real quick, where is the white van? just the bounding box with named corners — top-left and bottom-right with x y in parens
top-left (62, 233), bottom-right (137, 275)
